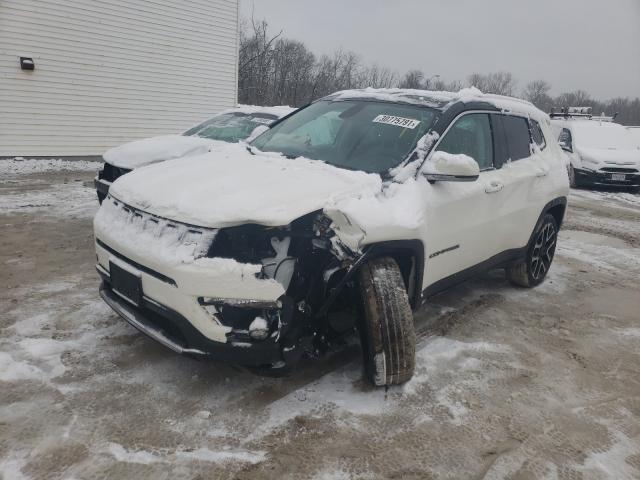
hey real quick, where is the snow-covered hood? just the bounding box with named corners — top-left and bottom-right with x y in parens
top-left (576, 146), bottom-right (640, 168)
top-left (103, 135), bottom-right (220, 169)
top-left (108, 144), bottom-right (382, 228)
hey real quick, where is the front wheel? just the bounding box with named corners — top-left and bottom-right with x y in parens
top-left (507, 214), bottom-right (558, 288)
top-left (358, 257), bottom-right (415, 386)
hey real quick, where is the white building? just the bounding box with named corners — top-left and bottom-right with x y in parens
top-left (0, 0), bottom-right (239, 157)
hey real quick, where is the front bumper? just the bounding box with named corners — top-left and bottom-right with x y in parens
top-left (575, 167), bottom-right (640, 187)
top-left (98, 275), bottom-right (288, 367)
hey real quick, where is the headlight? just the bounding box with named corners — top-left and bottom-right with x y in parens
top-left (580, 156), bottom-right (600, 168)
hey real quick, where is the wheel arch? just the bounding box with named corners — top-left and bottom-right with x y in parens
top-left (361, 239), bottom-right (425, 310)
top-left (527, 197), bottom-right (567, 250)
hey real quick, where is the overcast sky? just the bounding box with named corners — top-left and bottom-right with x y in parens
top-left (240, 0), bottom-right (640, 100)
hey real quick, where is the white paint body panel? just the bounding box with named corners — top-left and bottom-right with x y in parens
top-left (0, 0), bottom-right (239, 156)
top-left (94, 90), bottom-right (569, 343)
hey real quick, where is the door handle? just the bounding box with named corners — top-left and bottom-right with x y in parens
top-left (485, 181), bottom-right (504, 194)
top-left (536, 168), bottom-right (549, 177)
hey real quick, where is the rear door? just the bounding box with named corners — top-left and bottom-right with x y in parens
top-left (490, 114), bottom-right (546, 252)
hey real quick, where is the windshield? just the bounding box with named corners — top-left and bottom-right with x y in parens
top-left (184, 112), bottom-right (278, 142)
top-left (250, 100), bottom-right (437, 173)
top-left (572, 122), bottom-right (638, 150)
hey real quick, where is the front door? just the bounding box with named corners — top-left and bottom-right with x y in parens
top-left (421, 112), bottom-right (510, 289)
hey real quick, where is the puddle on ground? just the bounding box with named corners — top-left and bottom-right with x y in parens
top-left (562, 230), bottom-right (632, 249)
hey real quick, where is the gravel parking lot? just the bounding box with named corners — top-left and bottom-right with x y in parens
top-left (1, 160), bottom-right (639, 480)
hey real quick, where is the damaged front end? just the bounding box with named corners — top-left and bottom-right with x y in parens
top-left (201, 211), bottom-right (366, 373)
top-left (94, 195), bottom-right (368, 375)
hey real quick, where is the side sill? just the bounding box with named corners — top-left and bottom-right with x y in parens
top-left (421, 247), bottom-right (525, 301)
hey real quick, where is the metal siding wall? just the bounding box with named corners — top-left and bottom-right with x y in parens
top-left (0, 0), bottom-right (239, 156)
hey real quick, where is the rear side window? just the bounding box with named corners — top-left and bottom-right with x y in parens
top-left (530, 120), bottom-right (546, 150)
top-left (502, 115), bottom-right (531, 161)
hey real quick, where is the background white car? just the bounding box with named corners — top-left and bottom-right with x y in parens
top-left (551, 118), bottom-right (640, 190)
top-left (627, 126), bottom-right (640, 149)
top-left (94, 105), bottom-right (295, 202)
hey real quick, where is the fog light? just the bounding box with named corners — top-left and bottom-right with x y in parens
top-left (249, 316), bottom-right (269, 340)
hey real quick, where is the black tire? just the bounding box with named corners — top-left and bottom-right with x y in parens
top-left (358, 257), bottom-right (415, 386)
top-left (507, 214), bottom-right (558, 288)
top-left (97, 191), bottom-right (106, 204)
top-left (568, 165), bottom-right (578, 188)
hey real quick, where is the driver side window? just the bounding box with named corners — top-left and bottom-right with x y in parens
top-left (436, 113), bottom-right (494, 170)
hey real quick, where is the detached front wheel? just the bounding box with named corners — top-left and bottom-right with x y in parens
top-left (358, 257), bottom-right (415, 386)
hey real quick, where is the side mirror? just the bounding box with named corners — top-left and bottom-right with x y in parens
top-left (558, 141), bottom-right (572, 153)
top-left (421, 151), bottom-right (480, 182)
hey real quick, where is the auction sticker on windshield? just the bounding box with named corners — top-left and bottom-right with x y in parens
top-left (373, 115), bottom-right (420, 129)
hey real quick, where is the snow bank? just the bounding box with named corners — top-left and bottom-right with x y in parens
top-left (105, 442), bottom-right (266, 465)
top-left (0, 157), bottom-right (101, 178)
top-left (0, 181), bottom-right (98, 218)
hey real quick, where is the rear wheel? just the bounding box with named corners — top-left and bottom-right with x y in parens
top-left (358, 257), bottom-right (415, 386)
top-left (507, 214), bottom-right (558, 288)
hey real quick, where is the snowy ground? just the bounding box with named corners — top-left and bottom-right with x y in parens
top-left (1, 159), bottom-right (639, 479)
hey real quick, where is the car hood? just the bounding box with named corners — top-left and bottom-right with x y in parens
top-left (103, 135), bottom-right (221, 169)
top-left (577, 146), bottom-right (640, 167)
top-left (108, 144), bottom-right (382, 228)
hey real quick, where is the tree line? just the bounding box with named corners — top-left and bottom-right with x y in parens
top-left (238, 19), bottom-right (640, 126)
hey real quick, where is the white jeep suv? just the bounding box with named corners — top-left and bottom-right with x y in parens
top-left (93, 88), bottom-right (569, 386)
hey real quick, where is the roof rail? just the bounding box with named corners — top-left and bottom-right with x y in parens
top-left (549, 106), bottom-right (592, 119)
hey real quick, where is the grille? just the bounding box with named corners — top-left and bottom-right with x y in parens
top-left (99, 163), bottom-right (132, 183)
top-left (600, 167), bottom-right (638, 173)
top-left (97, 196), bottom-right (217, 262)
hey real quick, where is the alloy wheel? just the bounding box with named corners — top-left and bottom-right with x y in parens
top-left (530, 222), bottom-right (557, 281)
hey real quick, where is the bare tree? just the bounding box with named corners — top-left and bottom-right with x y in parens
top-left (399, 70), bottom-right (424, 89)
top-left (468, 72), bottom-right (516, 96)
top-left (237, 18), bottom-right (640, 124)
top-left (522, 80), bottom-right (553, 112)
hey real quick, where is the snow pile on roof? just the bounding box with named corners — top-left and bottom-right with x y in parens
top-left (222, 104), bottom-right (296, 118)
top-left (0, 158), bottom-right (101, 178)
top-left (328, 86), bottom-right (543, 118)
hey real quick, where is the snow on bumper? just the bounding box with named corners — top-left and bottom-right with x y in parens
top-left (93, 196), bottom-right (284, 343)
